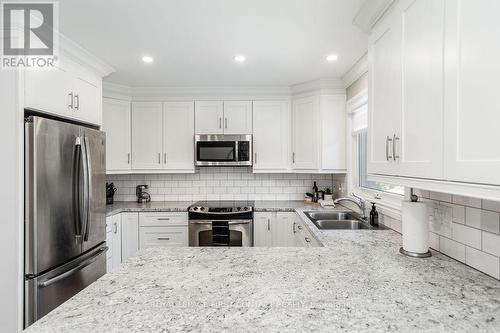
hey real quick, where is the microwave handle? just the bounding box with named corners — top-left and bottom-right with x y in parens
top-left (235, 141), bottom-right (239, 162)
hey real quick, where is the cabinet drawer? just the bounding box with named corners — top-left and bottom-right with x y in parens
top-left (139, 226), bottom-right (188, 248)
top-left (139, 212), bottom-right (188, 227)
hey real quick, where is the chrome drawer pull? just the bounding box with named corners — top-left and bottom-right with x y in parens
top-left (386, 136), bottom-right (393, 161)
top-left (157, 237), bottom-right (170, 241)
top-left (157, 218), bottom-right (170, 221)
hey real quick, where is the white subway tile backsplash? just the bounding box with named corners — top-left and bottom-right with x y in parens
top-left (430, 192), bottom-right (452, 203)
top-left (107, 167), bottom-right (338, 202)
top-left (429, 232), bottom-right (440, 251)
top-left (465, 247), bottom-right (500, 279)
top-left (451, 223), bottom-right (481, 250)
top-left (452, 195), bottom-right (482, 208)
top-left (440, 236), bottom-right (466, 263)
top-left (466, 208), bottom-right (500, 234)
top-left (482, 199), bottom-right (500, 213)
top-left (482, 232), bottom-right (500, 257)
top-left (451, 204), bottom-right (465, 224)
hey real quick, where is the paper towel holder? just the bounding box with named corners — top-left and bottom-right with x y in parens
top-left (399, 189), bottom-right (432, 258)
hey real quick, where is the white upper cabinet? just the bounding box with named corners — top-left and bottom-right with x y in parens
top-left (292, 96), bottom-right (320, 170)
top-left (253, 101), bottom-right (290, 172)
top-left (397, 0), bottom-right (444, 179)
top-left (102, 98), bottom-right (131, 172)
top-left (194, 101), bottom-right (224, 134)
top-left (369, 0), bottom-right (445, 179)
top-left (195, 100), bottom-right (252, 134)
top-left (25, 58), bottom-right (103, 126)
top-left (131, 102), bottom-right (164, 169)
top-left (292, 95), bottom-right (346, 172)
top-left (223, 101), bottom-right (253, 134)
top-left (163, 102), bottom-right (195, 172)
top-left (444, 0), bottom-right (500, 185)
top-left (367, 7), bottom-right (402, 176)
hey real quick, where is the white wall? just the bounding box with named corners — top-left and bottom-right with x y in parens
top-left (0, 70), bottom-right (23, 331)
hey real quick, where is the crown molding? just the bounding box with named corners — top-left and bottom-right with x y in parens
top-left (353, 0), bottom-right (395, 33)
top-left (342, 53), bottom-right (368, 87)
top-left (59, 34), bottom-right (115, 78)
top-left (290, 78), bottom-right (346, 97)
top-left (102, 82), bottom-right (133, 101)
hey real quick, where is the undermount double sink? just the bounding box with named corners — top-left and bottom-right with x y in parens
top-left (304, 211), bottom-right (385, 230)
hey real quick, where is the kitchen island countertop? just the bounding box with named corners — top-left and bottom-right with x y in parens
top-left (25, 202), bottom-right (500, 332)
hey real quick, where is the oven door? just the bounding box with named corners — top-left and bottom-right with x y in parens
top-left (195, 134), bottom-right (252, 166)
top-left (189, 220), bottom-right (253, 247)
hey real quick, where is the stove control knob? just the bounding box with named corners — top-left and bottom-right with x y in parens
top-left (193, 207), bottom-right (199, 211)
top-left (200, 207), bottom-right (205, 211)
top-left (243, 206), bottom-right (249, 211)
top-left (236, 207), bottom-right (241, 211)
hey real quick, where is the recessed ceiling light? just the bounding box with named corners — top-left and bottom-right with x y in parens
top-left (234, 55), bottom-right (246, 63)
top-left (326, 54), bottom-right (338, 62)
top-left (142, 55), bottom-right (154, 63)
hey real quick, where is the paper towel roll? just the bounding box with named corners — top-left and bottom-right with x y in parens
top-left (401, 201), bottom-right (429, 255)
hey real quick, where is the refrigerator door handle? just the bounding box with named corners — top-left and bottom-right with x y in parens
top-left (79, 137), bottom-right (90, 243)
top-left (83, 136), bottom-right (92, 242)
top-left (38, 247), bottom-right (107, 288)
top-left (73, 137), bottom-right (84, 240)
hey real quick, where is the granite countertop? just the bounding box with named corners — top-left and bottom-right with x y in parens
top-left (106, 200), bottom-right (314, 217)
top-left (26, 202), bottom-right (500, 332)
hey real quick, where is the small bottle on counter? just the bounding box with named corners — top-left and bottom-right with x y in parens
top-left (369, 203), bottom-right (379, 226)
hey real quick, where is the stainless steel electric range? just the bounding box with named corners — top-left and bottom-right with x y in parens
top-left (188, 201), bottom-right (254, 247)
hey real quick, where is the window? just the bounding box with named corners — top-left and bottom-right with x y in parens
top-left (350, 103), bottom-right (404, 196)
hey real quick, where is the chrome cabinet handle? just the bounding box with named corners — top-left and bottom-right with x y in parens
top-left (254, 152), bottom-right (257, 164)
top-left (305, 237), bottom-right (311, 243)
top-left (386, 136), bottom-right (393, 161)
top-left (158, 153), bottom-right (161, 164)
top-left (267, 218), bottom-right (270, 231)
top-left (127, 153), bottom-right (130, 164)
top-left (297, 225), bottom-right (303, 231)
top-left (225, 118), bottom-right (227, 129)
top-left (219, 118), bottom-right (222, 129)
top-left (113, 222), bottom-right (118, 234)
top-left (393, 134), bottom-right (400, 161)
top-left (292, 152), bottom-right (296, 164)
top-left (157, 218), bottom-right (170, 221)
top-left (74, 94), bottom-right (80, 110)
top-left (157, 237), bottom-right (170, 241)
top-left (292, 222), bottom-right (297, 233)
top-left (164, 153), bottom-right (167, 164)
top-left (68, 92), bottom-right (74, 109)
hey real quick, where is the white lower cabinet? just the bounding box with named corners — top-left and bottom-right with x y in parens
top-left (106, 213), bottom-right (139, 272)
top-left (254, 212), bottom-right (302, 247)
top-left (293, 214), bottom-right (321, 247)
top-left (139, 212), bottom-right (188, 249)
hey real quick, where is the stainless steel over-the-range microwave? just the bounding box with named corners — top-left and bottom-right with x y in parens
top-left (195, 134), bottom-right (252, 166)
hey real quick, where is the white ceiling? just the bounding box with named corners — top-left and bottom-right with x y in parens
top-left (59, 0), bottom-right (367, 87)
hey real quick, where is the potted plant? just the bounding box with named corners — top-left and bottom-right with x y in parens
top-left (324, 187), bottom-right (333, 201)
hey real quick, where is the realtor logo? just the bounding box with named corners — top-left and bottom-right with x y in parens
top-left (1, 1), bottom-right (58, 69)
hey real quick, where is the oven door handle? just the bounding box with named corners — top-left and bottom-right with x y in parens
top-left (189, 219), bottom-right (252, 225)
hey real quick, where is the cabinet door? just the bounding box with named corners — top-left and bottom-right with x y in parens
top-left (273, 213), bottom-right (295, 246)
top-left (121, 213), bottom-right (139, 262)
top-left (24, 66), bottom-right (73, 118)
top-left (131, 102), bottom-right (163, 169)
top-left (253, 213), bottom-right (273, 246)
top-left (195, 101), bottom-right (223, 134)
top-left (320, 95), bottom-right (346, 171)
top-left (110, 216), bottom-right (122, 268)
top-left (72, 77), bottom-right (101, 125)
top-left (253, 101), bottom-right (290, 172)
top-left (139, 227), bottom-right (189, 248)
top-left (102, 98), bottom-right (131, 171)
top-left (163, 102), bottom-right (195, 171)
top-left (397, 0), bottom-right (444, 179)
top-left (367, 8), bottom-right (402, 176)
top-left (292, 96), bottom-right (319, 170)
top-left (223, 101), bottom-right (253, 134)
top-left (444, 0), bottom-right (500, 185)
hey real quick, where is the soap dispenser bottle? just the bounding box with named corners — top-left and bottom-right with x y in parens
top-left (369, 203), bottom-right (379, 226)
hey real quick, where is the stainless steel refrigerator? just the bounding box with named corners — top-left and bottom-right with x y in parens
top-left (24, 115), bottom-right (107, 327)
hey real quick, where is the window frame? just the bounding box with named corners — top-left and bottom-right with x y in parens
top-left (346, 89), bottom-right (404, 215)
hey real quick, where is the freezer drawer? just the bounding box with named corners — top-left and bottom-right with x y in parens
top-left (25, 245), bottom-right (107, 328)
